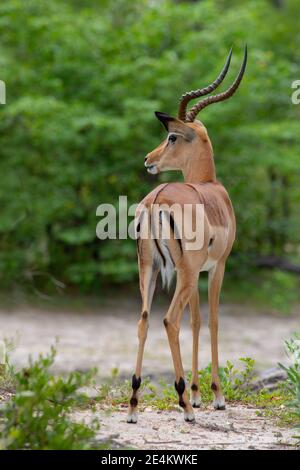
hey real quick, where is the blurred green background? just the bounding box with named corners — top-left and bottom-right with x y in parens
top-left (0, 0), bottom-right (300, 311)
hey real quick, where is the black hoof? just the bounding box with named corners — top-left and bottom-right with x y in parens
top-left (184, 417), bottom-right (196, 423)
top-left (184, 412), bottom-right (196, 422)
top-left (214, 404), bottom-right (226, 410)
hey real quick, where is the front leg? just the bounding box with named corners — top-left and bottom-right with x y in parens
top-left (127, 261), bottom-right (158, 423)
top-left (189, 288), bottom-right (201, 408)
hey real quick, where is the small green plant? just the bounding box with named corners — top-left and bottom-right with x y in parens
top-left (194, 357), bottom-right (255, 403)
top-left (0, 338), bottom-right (16, 395)
top-left (222, 357), bottom-right (256, 400)
top-left (0, 347), bottom-right (105, 450)
top-left (279, 335), bottom-right (300, 439)
top-left (97, 357), bottom-right (256, 410)
top-left (97, 356), bottom-right (297, 430)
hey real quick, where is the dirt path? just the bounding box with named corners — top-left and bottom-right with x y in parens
top-left (0, 299), bottom-right (299, 378)
top-left (77, 405), bottom-right (296, 450)
top-left (0, 299), bottom-right (299, 450)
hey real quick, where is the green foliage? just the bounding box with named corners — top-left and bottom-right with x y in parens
top-left (0, 0), bottom-right (300, 298)
top-left (223, 270), bottom-right (299, 313)
top-left (0, 347), bottom-right (104, 450)
top-left (197, 357), bottom-right (255, 402)
top-left (98, 357), bottom-right (295, 426)
top-left (99, 357), bottom-right (256, 409)
top-left (279, 335), bottom-right (300, 438)
top-left (0, 338), bottom-right (17, 394)
top-left (261, 271), bottom-right (299, 314)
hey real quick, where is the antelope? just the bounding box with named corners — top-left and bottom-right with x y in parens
top-left (127, 47), bottom-right (247, 423)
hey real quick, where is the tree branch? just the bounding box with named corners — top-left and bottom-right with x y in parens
top-left (255, 256), bottom-right (300, 275)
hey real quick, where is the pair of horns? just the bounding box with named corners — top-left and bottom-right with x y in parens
top-left (178, 46), bottom-right (247, 122)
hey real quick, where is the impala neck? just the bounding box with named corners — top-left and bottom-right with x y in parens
top-left (181, 146), bottom-right (216, 184)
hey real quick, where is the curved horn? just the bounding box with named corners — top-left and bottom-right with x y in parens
top-left (177, 48), bottom-right (233, 121)
top-left (185, 45), bottom-right (247, 122)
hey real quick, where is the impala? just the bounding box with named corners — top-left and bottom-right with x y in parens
top-left (127, 47), bottom-right (247, 423)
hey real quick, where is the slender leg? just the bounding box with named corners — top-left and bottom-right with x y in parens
top-left (164, 270), bottom-right (198, 422)
top-left (127, 261), bottom-right (158, 423)
top-left (208, 261), bottom-right (226, 410)
top-left (189, 288), bottom-right (201, 407)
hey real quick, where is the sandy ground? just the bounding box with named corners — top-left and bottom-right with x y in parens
top-left (88, 405), bottom-right (296, 450)
top-left (0, 298), bottom-right (299, 377)
top-left (0, 298), bottom-right (299, 450)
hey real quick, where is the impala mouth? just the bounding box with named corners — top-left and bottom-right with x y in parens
top-left (145, 163), bottom-right (158, 175)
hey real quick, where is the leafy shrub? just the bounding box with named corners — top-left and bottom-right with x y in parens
top-left (0, 0), bottom-right (300, 293)
top-left (198, 357), bottom-right (256, 402)
top-left (0, 347), bottom-right (104, 450)
top-left (279, 335), bottom-right (300, 438)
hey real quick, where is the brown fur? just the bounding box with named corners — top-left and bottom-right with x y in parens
top-left (128, 115), bottom-right (236, 423)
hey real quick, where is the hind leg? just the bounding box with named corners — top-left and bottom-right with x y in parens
top-left (127, 259), bottom-right (158, 423)
top-left (163, 269), bottom-right (199, 422)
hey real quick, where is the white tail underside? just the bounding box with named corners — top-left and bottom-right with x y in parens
top-left (153, 211), bottom-right (175, 289)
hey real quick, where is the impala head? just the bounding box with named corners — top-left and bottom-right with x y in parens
top-left (144, 114), bottom-right (212, 175)
top-left (144, 46), bottom-right (247, 181)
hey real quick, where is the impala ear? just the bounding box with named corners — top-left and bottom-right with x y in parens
top-left (154, 111), bottom-right (195, 141)
top-left (154, 111), bottom-right (176, 131)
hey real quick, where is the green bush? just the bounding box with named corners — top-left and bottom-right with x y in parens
top-left (223, 270), bottom-right (299, 314)
top-left (0, 0), bottom-right (300, 294)
top-left (279, 335), bottom-right (300, 439)
top-left (0, 347), bottom-right (104, 450)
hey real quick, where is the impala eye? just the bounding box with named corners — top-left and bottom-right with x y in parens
top-left (168, 134), bottom-right (177, 144)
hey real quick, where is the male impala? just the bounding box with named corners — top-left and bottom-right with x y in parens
top-left (128, 47), bottom-right (247, 423)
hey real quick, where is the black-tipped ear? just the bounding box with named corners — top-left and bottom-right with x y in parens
top-left (154, 111), bottom-right (175, 131)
